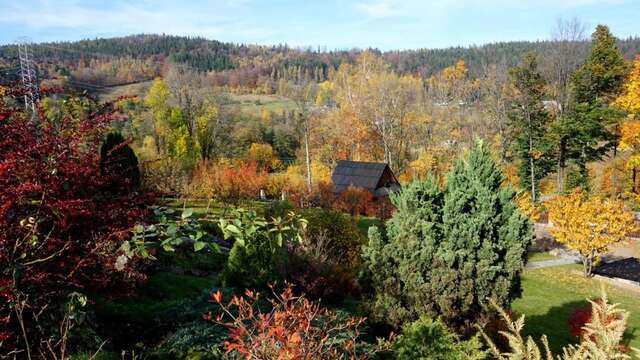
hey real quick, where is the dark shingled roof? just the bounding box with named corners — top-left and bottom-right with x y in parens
top-left (332, 160), bottom-right (396, 193)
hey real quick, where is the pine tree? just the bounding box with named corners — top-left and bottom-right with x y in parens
top-left (437, 141), bottom-right (532, 327)
top-left (508, 53), bottom-right (553, 202)
top-left (562, 25), bottom-right (628, 190)
top-left (362, 142), bottom-right (532, 329)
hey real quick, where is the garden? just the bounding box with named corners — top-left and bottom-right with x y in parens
top-left (3, 28), bottom-right (640, 359)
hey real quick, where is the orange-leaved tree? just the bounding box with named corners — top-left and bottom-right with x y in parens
top-left (547, 190), bottom-right (634, 276)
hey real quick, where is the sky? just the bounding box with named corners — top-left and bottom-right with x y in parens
top-left (0, 0), bottom-right (639, 50)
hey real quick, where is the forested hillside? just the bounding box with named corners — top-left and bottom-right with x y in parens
top-left (1, 33), bottom-right (639, 87)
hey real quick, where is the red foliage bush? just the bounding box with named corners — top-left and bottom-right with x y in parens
top-left (208, 285), bottom-right (366, 359)
top-left (0, 87), bottom-right (151, 355)
top-left (568, 302), bottom-right (595, 338)
top-left (333, 186), bottom-right (376, 216)
top-left (187, 160), bottom-right (267, 205)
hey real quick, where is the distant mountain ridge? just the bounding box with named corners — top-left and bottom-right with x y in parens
top-left (1, 33), bottom-right (639, 86)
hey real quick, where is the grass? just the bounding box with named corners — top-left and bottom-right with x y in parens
top-left (357, 216), bottom-right (383, 237)
top-left (527, 251), bottom-right (559, 262)
top-left (225, 93), bottom-right (297, 115)
top-left (159, 197), bottom-right (271, 220)
top-left (512, 264), bottom-right (640, 353)
top-left (99, 80), bottom-right (153, 102)
top-left (97, 272), bottom-right (215, 322)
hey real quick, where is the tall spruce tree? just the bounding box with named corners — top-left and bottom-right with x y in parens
top-left (509, 53), bottom-right (553, 202)
top-left (561, 25), bottom-right (628, 190)
top-left (362, 142), bottom-right (532, 329)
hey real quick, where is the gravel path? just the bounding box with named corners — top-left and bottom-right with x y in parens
top-left (527, 258), bottom-right (579, 269)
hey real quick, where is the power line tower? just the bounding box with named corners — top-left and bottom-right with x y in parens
top-left (17, 38), bottom-right (40, 116)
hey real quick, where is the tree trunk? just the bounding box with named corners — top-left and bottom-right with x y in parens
top-left (633, 167), bottom-right (637, 194)
top-left (304, 128), bottom-right (312, 192)
top-left (557, 139), bottom-right (566, 193)
top-left (528, 120), bottom-right (536, 202)
top-left (583, 250), bottom-right (595, 277)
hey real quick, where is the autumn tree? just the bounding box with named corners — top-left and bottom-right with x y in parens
top-left (0, 87), bottom-right (151, 357)
top-left (481, 62), bottom-right (515, 164)
top-left (509, 53), bottom-right (553, 202)
top-left (614, 57), bottom-right (640, 192)
top-left (332, 51), bottom-right (422, 171)
top-left (547, 190), bottom-right (634, 276)
top-left (282, 80), bottom-right (317, 191)
top-left (144, 78), bottom-right (172, 155)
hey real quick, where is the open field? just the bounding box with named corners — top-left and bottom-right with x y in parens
top-left (98, 80), bottom-right (154, 102)
top-left (225, 93), bottom-right (297, 115)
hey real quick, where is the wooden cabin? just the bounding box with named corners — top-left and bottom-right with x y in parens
top-left (331, 160), bottom-right (400, 197)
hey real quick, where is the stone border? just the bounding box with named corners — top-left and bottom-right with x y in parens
top-left (570, 270), bottom-right (640, 294)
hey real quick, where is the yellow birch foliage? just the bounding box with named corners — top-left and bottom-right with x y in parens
top-left (546, 190), bottom-right (634, 259)
top-left (614, 56), bottom-right (640, 119)
top-left (515, 192), bottom-right (542, 223)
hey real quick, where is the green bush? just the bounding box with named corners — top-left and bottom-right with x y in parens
top-left (362, 142), bottom-right (532, 329)
top-left (221, 209), bottom-right (306, 289)
top-left (149, 321), bottom-right (226, 360)
top-left (301, 208), bottom-right (364, 275)
top-left (263, 199), bottom-right (296, 219)
top-left (391, 317), bottom-right (487, 360)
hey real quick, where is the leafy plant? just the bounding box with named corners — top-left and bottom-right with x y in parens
top-left (0, 87), bottom-right (152, 358)
top-left (208, 285), bottom-right (366, 359)
top-left (117, 207), bottom-right (219, 270)
top-left (220, 209), bottom-right (307, 289)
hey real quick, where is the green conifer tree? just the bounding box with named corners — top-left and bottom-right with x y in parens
top-left (561, 25), bottom-right (628, 190)
top-left (362, 142), bottom-right (532, 329)
top-left (508, 53), bottom-right (553, 202)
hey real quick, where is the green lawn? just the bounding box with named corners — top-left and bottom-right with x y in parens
top-left (225, 93), bottom-right (297, 115)
top-left (96, 272), bottom-right (215, 322)
top-left (160, 197), bottom-right (269, 218)
top-left (513, 264), bottom-right (640, 353)
top-left (527, 251), bottom-right (559, 262)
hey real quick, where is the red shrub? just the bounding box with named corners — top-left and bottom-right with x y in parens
top-left (0, 87), bottom-right (151, 355)
top-left (568, 298), bottom-right (627, 353)
top-left (188, 160), bottom-right (267, 205)
top-left (333, 186), bottom-right (376, 216)
top-left (208, 285), bottom-right (366, 359)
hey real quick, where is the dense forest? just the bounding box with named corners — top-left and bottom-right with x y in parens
top-left (1, 33), bottom-right (639, 87)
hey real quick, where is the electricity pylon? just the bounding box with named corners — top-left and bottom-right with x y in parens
top-left (17, 38), bottom-right (40, 117)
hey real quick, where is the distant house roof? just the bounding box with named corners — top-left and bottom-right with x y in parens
top-left (331, 160), bottom-right (400, 195)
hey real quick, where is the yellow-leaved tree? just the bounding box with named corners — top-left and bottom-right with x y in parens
top-left (546, 190), bottom-right (634, 276)
top-left (615, 56), bottom-right (640, 193)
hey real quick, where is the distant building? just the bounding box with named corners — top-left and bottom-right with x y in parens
top-left (331, 160), bottom-right (400, 197)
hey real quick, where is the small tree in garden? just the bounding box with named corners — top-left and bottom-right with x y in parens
top-left (362, 141), bottom-right (532, 329)
top-left (439, 141), bottom-right (532, 326)
top-left (390, 316), bottom-right (487, 360)
top-left (546, 190), bottom-right (634, 276)
top-left (208, 285), bottom-right (366, 360)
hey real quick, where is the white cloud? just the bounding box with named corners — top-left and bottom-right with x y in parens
top-left (353, 0), bottom-right (631, 19)
top-left (0, 0), bottom-right (277, 42)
